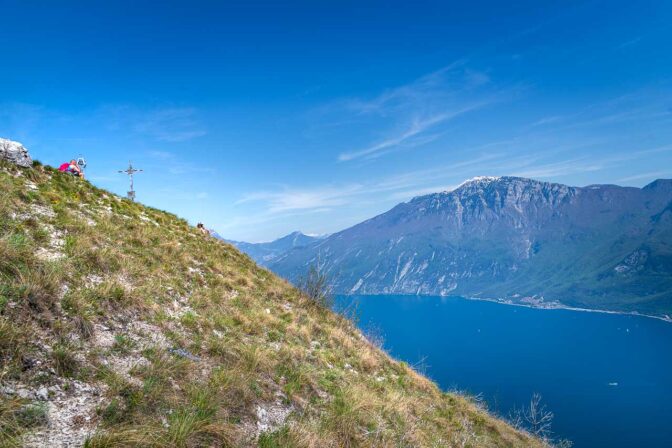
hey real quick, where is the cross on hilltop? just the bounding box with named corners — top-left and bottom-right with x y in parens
top-left (118, 161), bottom-right (143, 201)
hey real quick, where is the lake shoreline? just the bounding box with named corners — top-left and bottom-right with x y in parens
top-left (340, 293), bottom-right (672, 324)
top-left (462, 295), bottom-right (672, 324)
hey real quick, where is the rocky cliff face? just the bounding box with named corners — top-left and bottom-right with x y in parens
top-left (271, 176), bottom-right (672, 316)
top-left (0, 137), bottom-right (33, 168)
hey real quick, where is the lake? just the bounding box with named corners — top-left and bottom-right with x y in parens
top-left (334, 295), bottom-right (672, 448)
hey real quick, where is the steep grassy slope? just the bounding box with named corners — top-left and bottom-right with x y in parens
top-left (0, 161), bottom-right (543, 447)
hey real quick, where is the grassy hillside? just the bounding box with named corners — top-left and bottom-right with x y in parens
top-left (0, 161), bottom-right (544, 447)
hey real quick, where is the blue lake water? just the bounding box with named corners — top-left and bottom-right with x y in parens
top-left (334, 295), bottom-right (672, 448)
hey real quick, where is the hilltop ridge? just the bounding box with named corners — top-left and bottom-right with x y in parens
top-left (0, 160), bottom-right (542, 447)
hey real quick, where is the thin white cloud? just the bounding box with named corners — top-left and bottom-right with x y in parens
top-left (526, 90), bottom-right (672, 134)
top-left (327, 61), bottom-right (505, 162)
top-left (618, 171), bottom-right (669, 183)
top-left (237, 151), bottom-right (513, 219)
top-left (616, 36), bottom-right (643, 50)
top-left (339, 102), bottom-right (494, 162)
top-left (339, 113), bottom-right (444, 161)
top-left (511, 157), bottom-right (605, 178)
top-left (236, 184), bottom-right (364, 214)
top-left (530, 116), bottom-right (563, 127)
top-left (148, 150), bottom-right (175, 159)
top-left (507, 143), bottom-right (666, 179)
top-left (342, 60), bottom-right (468, 115)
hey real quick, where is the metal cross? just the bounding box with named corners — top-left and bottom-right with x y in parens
top-left (118, 161), bottom-right (143, 201)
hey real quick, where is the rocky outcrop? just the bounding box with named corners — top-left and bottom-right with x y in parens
top-left (0, 137), bottom-right (33, 167)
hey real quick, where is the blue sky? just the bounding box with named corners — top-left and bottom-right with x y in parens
top-left (2, 1), bottom-right (671, 242)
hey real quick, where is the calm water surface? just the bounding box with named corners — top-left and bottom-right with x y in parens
top-left (335, 295), bottom-right (672, 448)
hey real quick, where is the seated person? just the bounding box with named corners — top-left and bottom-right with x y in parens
top-left (59, 159), bottom-right (84, 178)
top-left (68, 159), bottom-right (84, 178)
top-left (196, 223), bottom-right (211, 236)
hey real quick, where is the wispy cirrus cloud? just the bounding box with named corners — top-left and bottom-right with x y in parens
top-left (511, 157), bottom-right (605, 179)
top-left (338, 102), bottom-right (493, 162)
top-left (147, 150), bottom-right (175, 159)
top-left (618, 171), bottom-right (669, 183)
top-left (236, 151), bottom-right (510, 217)
top-left (237, 137), bottom-right (672, 221)
top-left (320, 61), bottom-right (509, 162)
top-left (341, 60), bottom-right (469, 115)
top-left (616, 36), bottom-right (643, 50)
top-left (527, 90), bottom-right (672, 133)
top-left (236, 184), bottom-right (364, 214)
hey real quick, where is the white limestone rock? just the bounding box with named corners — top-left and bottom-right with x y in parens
top-left (0, 137), bottom-right (33, 168)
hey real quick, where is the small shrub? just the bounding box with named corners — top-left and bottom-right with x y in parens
top-left (267, 329), bottom-right (282, 342)
top-left (323, 387), bottom-right (373, 446)
top-left (180, 311), bottom-right (198, 329)
top-left (277, 362), bottom-right (313, 399)
top-left (52, 344), bottom-right (79, 377)
top-left (0, 398), bottom-right (23, 446)
top-left (91, 282), bottom-right (127, 306)
top-left (84, 426), bottom-right (160, 447)
top-left (16, 402), bottom-right (49, 428)
top-left (298, 264), bottom-right (333, 310)
top-left (98, 398), bottom-right (125, 425)
top-left (30, 226), bottom-right (50, 245)
top-left (74, 315), bottom-right (95, 339)
top-left (258, 426), bottom-right (293, 448)
top-left (111, 334), bottom-right (136, 355)
top-left (0, 319), bottom-right (23, 362)
top-left (162, 408), bottom-right (234, 447)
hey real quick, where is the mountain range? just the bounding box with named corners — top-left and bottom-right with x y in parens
top-left (236, 176), bottom-right (672, 318)
top-left (224, 231), bottom-right (323, 265)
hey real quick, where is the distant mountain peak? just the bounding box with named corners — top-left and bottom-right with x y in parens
top-left (226, 230), bottom-right (323, 266)
top-left (409, 176), bottom-right (572, 208)
top-left (457, 175), bottom-right (503, 188)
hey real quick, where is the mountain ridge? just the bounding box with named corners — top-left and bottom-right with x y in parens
top-left (270, 176), bottom-right (672, 317)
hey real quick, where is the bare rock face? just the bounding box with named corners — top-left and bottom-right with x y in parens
top-left (0, 137), bottom-right (33, 168)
